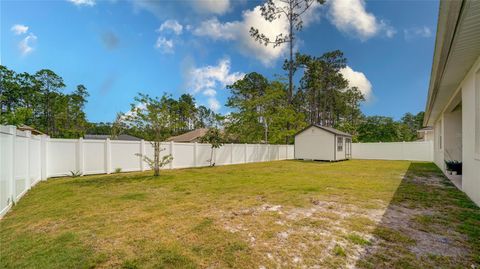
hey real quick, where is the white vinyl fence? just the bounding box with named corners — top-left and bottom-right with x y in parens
top-left (352, 141), bottom-right (434, 161)
top-left (0, 125), bottom-right (294, 217)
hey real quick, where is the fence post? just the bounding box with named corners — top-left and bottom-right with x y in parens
top-left (244, 143), bottom-right (247, 163)
top-left (277, 145), bottom-right (280, 160)
top-left (105, 138), bottom-right (111, 174)
top-left (169, 141), bottom-right (174, 169)
top-left (78, 138), bottom-right (85, 175)
top-left (230, 143), bottom-right (234, 164)
top-left (193, 142), bottom-right (198, 167)
top-left (25, 131), bottom-right (31, 189)
top-left (140, 139), bottom-right (145, 171)
top-left (40, 135), bottom-right (49, 180)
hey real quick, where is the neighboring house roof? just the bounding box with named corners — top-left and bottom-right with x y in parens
top-left (166, 128), bottom-right (209, 142)
top-left (17, 125), bottom-right (45, 135)
top-left (424, 0), bottom-right (480, 126)
top-left (295, 124), bottom-right (352, 137)
top-left (84, 134), bottom-right (142, 141)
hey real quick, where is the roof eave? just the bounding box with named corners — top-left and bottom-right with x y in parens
top-left (424, 0), bottom-right (465, 126)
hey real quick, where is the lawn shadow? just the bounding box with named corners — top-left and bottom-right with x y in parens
top-left (354, 162), bottom-right (480, 268)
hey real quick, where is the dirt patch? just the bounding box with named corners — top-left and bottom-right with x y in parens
top-left (218, 201), bottom-right (386, 267)
top-left (406, 175), bottom-right (449, 188)
top-left (376, 205), bottom-right (469, 257)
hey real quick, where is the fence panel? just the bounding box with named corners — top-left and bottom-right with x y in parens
top-left (196, 144), bottom-right (212, 167)
top-left (352, 141), bottom-right (433, 161)
top-left (48, 139), bottom-right (77, 177)
top-left (0, 126), bottom-right (14, 216)
top-left (14, 133), bottom-right (28, 198)
top-left (174, 143), bottom-right (195, 168)
top-left (232, 144), bottom-right (245, 164)
top-left (84, 140), bottom-right (106, 175)
top-left (30, 137), bottom-right (41, 184)
top-left (111, 141), bottom-right (141, 172)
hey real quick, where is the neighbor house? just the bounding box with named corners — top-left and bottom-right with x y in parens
top-left (424, 0), bottom-right (480, 205)
top-left (294, 125), bottom-right (352, 161)
top-left (166, 128), bottom-right (209, 143)
top-left (416, 127), bottom-right (434, 142)
top-left (17, 125), bottom-right (45, 136)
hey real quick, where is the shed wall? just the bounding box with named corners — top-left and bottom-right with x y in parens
top-left (294, 126), bottom-right (334, 160)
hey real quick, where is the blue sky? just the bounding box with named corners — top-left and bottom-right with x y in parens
top-left (1, 0), bottom-right (438, 123)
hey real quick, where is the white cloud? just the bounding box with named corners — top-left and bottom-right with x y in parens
top-left (187, 58), bottom-right (244, 93)
top-left (340, 66), bottom-right (373, 101)
top-left (185, 58), bottom-right (244, 111)
top-left (123, 103), bottom-right (147, 120)
top-left (19, 33), bottom-right (37, 56)
top-left (203, 89), bottom-right (217, 97)
top-left (208, 98), bottom-right (221, 111)
top-left (193, 0), bottom-right (230, 15)
top-left (328, 0), bottom-right (395, 40)
top-left (158, 20), bottom-right (183, 35)
top-left (193, 18), bottom-right (239, 40)
top-left (154, 37), bottom-right (174, 53)
top-left (404, 26), bottom-right (432, 40)
top-left (193, 5), bottom-right (289, 65)
top-left (11, 24), bottom-right (28, 35)
top-left (67, 0), bottom-right (96, 6)
top-left (192, 1), bottom-right (324, 65)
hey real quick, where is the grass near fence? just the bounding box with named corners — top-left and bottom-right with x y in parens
top-left (1, 160), bottom-right (479, 268)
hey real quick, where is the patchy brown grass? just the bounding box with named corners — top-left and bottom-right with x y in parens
top-left (0, 160), bottom-right (479, 268)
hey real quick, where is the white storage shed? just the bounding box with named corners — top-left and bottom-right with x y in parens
top-left (294, 125), bottom-right (352, 161)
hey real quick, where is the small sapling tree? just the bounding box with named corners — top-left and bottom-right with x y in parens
top-left (125, 93), bottom-right (173, 177)
top-left (201, 127), bottom-right (223, 166)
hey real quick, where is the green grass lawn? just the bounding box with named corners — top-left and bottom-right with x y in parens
top-left (1, 160), bottom-right (479, 268)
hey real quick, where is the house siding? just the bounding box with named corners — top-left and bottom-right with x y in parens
top-left (433, 55), bottom-right (480, 206)
top-left (461, 56), bottom-right (480, 206)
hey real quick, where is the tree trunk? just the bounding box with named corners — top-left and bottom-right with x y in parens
top-left (210, 147), bottom-right (214, 166)
top-left (264, 120), bottom-right (268, 144)
top-left (154, 141), bottom-right (160, 176)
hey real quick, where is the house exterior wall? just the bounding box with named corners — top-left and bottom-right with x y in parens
top-left (432, 55), bottom-right (480, 206)
top-left (461, 56), bottom-right (480, 206)
top-left (444, 106), bottom-right (462, 162)
top-left (294, 126), bottom-right (334, 160)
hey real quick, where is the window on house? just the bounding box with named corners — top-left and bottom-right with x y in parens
top-left (337, 137), bottom-right (343, 151)
top-left (476, 69), bottom-right (480, 156)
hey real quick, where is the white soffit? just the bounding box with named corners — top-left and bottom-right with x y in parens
top-left (425, 0), bottom-right (480, 126)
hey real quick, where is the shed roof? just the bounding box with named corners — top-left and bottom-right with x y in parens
top-left (295, 124), bottom-right (352, 137)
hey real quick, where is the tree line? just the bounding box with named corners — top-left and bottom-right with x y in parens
top-left (223, 51), bottom-right (424, 144)
top-left (0, 66), bottom-right (88, 138)
top-left (0, 64), bottom-right (423, 143)
top-left (0, 65), bottom-right (222, 139)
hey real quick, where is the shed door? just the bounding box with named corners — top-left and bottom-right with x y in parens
top-left (345, 138), bottom-right (352, 159)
